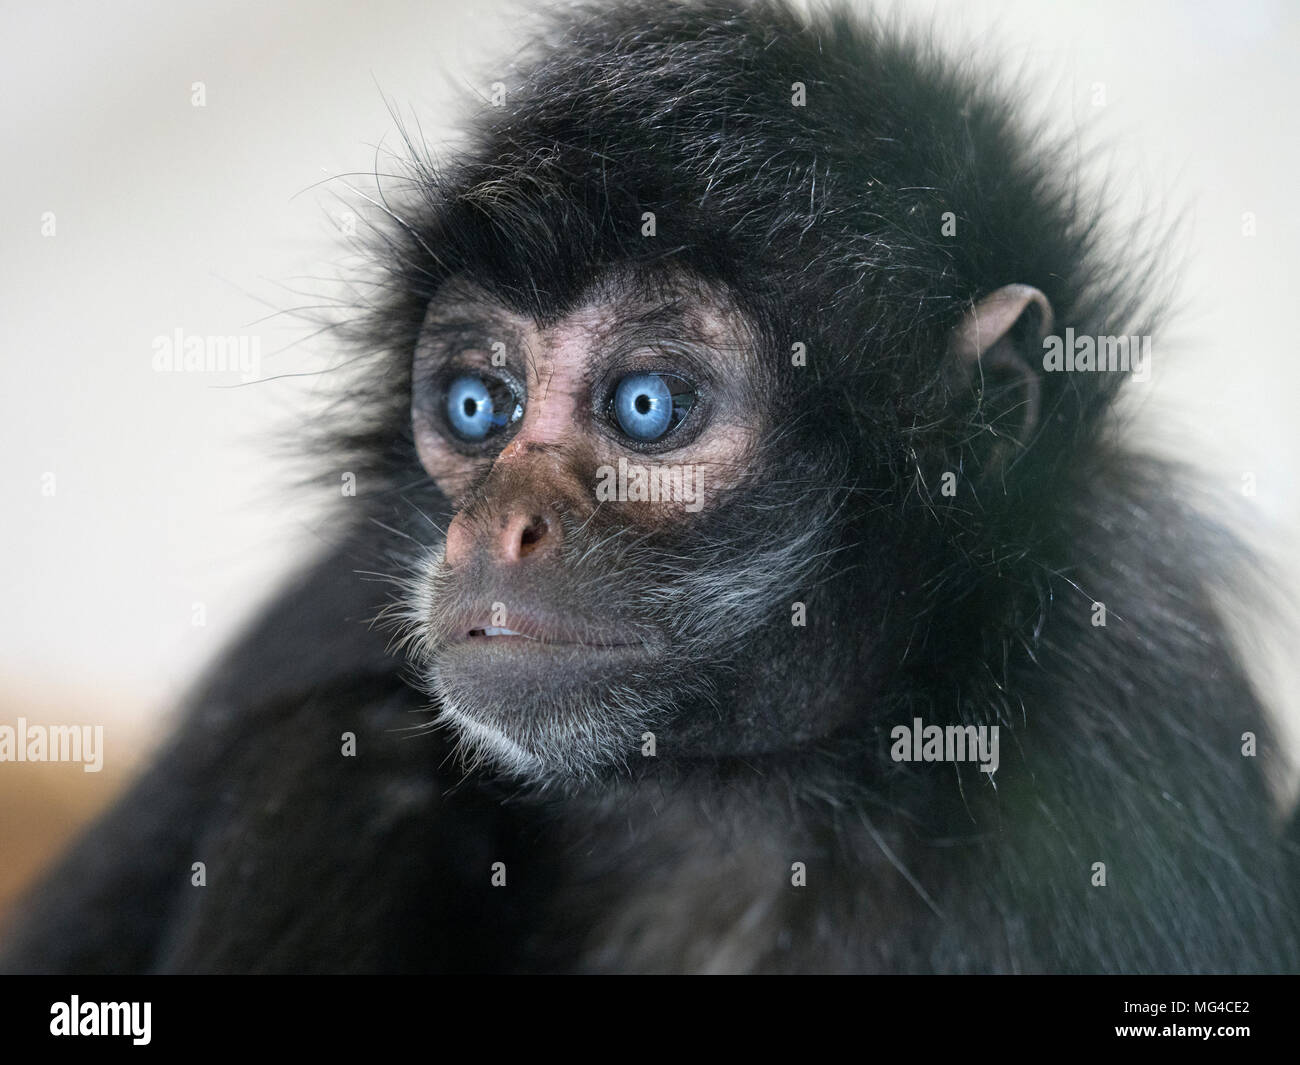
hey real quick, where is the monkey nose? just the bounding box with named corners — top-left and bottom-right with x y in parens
top-left (500, 510), bottom-right (554, 562)
top-left (444, 506), bottom-right (560, 567)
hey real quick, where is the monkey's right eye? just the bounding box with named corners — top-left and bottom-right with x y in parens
top-left (444, 373), bottom-right (522, 443)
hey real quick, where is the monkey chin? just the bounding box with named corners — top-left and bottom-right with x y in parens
top-left (425, 637), bottom-right (670, 785)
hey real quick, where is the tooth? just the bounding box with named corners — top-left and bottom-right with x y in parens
top-left (479, 626), bottom-right (539, 640)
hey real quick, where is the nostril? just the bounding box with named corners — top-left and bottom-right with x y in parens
top-left (518, 515), bottom-right (548, 555)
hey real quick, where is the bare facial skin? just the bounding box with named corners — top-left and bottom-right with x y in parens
top-left (411, 274), bottom-right (761, 511)
top-left (406, 273), bottom-right (776, 781)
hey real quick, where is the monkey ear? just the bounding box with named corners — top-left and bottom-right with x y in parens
top-left (946, 284), bottom-right (1053, 464)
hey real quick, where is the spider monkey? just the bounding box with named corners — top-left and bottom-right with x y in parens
top-left (5, 0), bottom-right (1299, 973)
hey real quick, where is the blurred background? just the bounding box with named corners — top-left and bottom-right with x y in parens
top-left (2, 0), bottom-right (1298, 917)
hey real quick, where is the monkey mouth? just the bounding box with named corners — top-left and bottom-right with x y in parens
top-left (467, 626), bottom-right (537, 640)
top-left (450, 611), bottom-right (644, 650)
top-left (432, 606), bottom-right (663, 736)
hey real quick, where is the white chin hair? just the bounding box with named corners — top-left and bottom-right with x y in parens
top-left (436, 702), bottom-right (545, 781)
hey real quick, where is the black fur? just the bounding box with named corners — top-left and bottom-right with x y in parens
top-left (4, 0), bottom-right (1297, 973)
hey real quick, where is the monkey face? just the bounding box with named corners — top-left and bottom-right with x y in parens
top-left (397, 271), bottom-right (843, 782)
top-left (391, 264), bottom-right (1048, 784)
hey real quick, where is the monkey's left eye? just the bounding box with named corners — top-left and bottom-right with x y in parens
top-left (444, 373), bottom-right (522, 443)
top-left (610, 373), bottom-right (696, 443)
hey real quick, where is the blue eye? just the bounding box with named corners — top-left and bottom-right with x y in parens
top-left (612, 373), bottom-right (695, 443)
top-left (445, 373), bottom-right (520, 442)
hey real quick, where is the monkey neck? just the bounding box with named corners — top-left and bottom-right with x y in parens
top-left (508, 750), bottom-right (952, 973)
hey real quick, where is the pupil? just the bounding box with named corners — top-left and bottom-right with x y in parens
top-left (464, 398), bottom-right (478, 417)
top-left (635, 394), bottom-right (650, 415)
